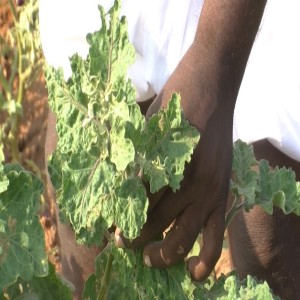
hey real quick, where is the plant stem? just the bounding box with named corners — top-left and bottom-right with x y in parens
top-left (6, 0), bottom-right (23, 162)
top-left (7, 0), bottom-right (17, 22)
top-left (0, 70), bottom-right (12, 97)
top-left (16, 33), bottom-right (24, 105)
top-left (9, 48), bottom-right (19, 88)
top-left (9, 131), bottom-right (20, 162)
top-left (225, 196), bottom-right (246, 228)
top-left (97, 248), bottom-right (114, 300)
top-left (104, 229), bottom-right (112, 241)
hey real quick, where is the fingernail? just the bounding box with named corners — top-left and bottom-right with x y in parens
top-left (144, 255), bottom-right (152, 267)
top-left (115, 234), bottom-right (125, 248)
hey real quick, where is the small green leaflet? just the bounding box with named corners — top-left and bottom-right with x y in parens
top-left (231, 139), bottom-right (259, 210)
top-left (0, 163), bottom-right (48, 291)
top-left (231, 140), bottom-right (300, 215)
top-left (141, 93), bottom-right (200, 193)
top-left (45, 0), bottom-right (200, 244)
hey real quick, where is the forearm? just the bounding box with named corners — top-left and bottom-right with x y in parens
top-left (195, 0), bottom-right (267, 107)
top-left (156, 0), bottom-right (267, 132)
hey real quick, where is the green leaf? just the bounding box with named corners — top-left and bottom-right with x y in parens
top-left (230, 140), bottom-right (300, 216)
top-left (256, 159), bottom-right (300, 215)
top-left (140, 94), bottom-right (200, 193)
top-left (83, 244), bottom-right (195, 300)
top-left (193, 271), bottom-right (279, 299)
top-left (2, 263), bottom-right (73, 300)
top-left (46, 0), bottom-right (199, 244)
top-left (231, 140), bottom-right (259, 211)
top-left (114, 178), bottom-right (148, 239)
top-left (45, 0), bottom-right (139, 244)
top-left (110, 126), bottom-right (135, 171)
top-left (84, 245), bottom-right (279, 300)
top-left (0, 164), bottom-right (48, 291)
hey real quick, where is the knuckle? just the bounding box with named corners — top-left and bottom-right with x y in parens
top-left (174, 235), bottom-right (195, 259)
top-left (174, 242), bottom-right (190, 259)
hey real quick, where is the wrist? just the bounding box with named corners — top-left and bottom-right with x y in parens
top-left (152, 44), bottom-right (237, 133)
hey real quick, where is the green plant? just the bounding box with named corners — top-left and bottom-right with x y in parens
top-left (0, 145), bottom-right (72, 299)
top-left (0, 0), bottom-right (43, 162)
top-left (45, 1), bottom-right (200, 245)
top-left (226, 141), bottom-right (300, 227)
top-left (1, 0), bottom-right (299, 299)
top-left (44, 1), bottom-right (300, 299)
top-left (0, 1), bottom-right (72, 298)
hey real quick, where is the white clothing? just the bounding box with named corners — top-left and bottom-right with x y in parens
top-left (39, 0), bottom-right (300, 161)
top-left (233, 1), bottom-right (300, 161)
top-left (39, 0), bottom-right (203, 100)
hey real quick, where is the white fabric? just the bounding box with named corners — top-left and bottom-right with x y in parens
top-left (39, 0), bottom-right (300, 161)
top-left (39, 0), bottom-right (203, 101)
top-left (233, 0), bottom-right (300, 161)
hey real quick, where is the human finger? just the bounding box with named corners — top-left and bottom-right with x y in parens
top-left (115, 186), bottom-right (189, 249)
top-left (142, 203), bottom-right (205, 268)
top-left (187, 204), bottom-right (225, 281)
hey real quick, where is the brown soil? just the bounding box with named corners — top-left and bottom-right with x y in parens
top-left (0, 0), bottom-right (13, 36)
top-left (0, 0), bottom-right (232, 285)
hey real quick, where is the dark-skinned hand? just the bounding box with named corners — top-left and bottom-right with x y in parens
top-left (115, 0), bottom-right (267, 282)
top-left (115, 44), bottom-right (233, 281)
